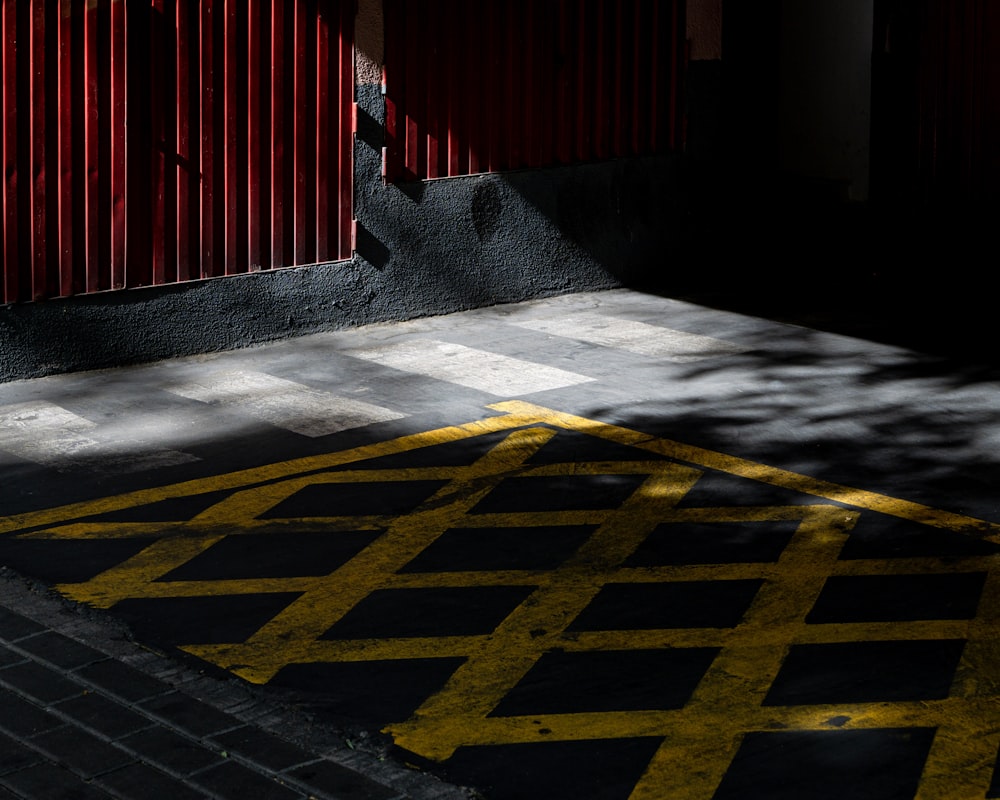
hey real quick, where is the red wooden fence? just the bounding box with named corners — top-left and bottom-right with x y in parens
top-left (918, 0), bottom-right (1000, 204)
top-left (1, 0), bottom-right (354, 304)
top-left (871, 0), bottom-right (1000, 205)
top-left (383, 0), bottom-right (686, 183)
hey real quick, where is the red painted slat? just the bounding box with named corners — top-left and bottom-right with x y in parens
top-left (257, 0), bottom-right (272, 270)
top-left (82, 0), bottom-right (100, 293)
top-left (445, 0), bottom-right (459, 178)
top-left (302, 3), bottom-right (317, 264)
top-left (593, 0), bottom-right (606, 161)
top-left (109, 0), bottom-right (126, 289)
top-left (270, 0), bottom-right (287, 267)
top-left (496, 2), bottom-right (522, 169)
top-left (315, 0), bottom-right (330, 259)
top-left (164, 0), bottom-right (179, 285)
top-left (611, 1), bottom-right (624, 158)
top-left (57, 2), bottom-right (72, 297)
top-left (554, 0), bottom-right (570, 165)
top-left (292, 0), bottom-right (307, 263)
top-left (234, 3), bottom-right (249, 272)
top-left (384, 2), bottom-right (401, 183)
top-left (225, 0), bottom-right (239, 274)
top-left (175, 0), bottom-right (193, 282)
top-left (665, 0), bottom-right (680, 152)
top-left (647, 0), bottom-right (660, 153)
top-left (30, 1), bottom-right (47, 300)
top-left (247, 0), bottom-right (262, 270)
top-left (477, 2), bottom-right (488, 174)
top-left (149, 0), bottom-right (167, 287)
top-left (574, 4), bottom-right (587, 162)
top-left (200, 0), bottom-right (218, 277)
top-left (520, 0), bottom-right (533, 170)
top-left (228, 0), bottom-right (243, 273)
top-left (538, 0), bottom-right (550, 167)
top-left (337, 0), bottom-right (352, 259)
top-left (424, 4), bottom-right (439, 180)
top-left (630, 1), bottom-right (641, 155)
top-left (1, 0), bottom-right (18, 303)
top-left (403, 2), bottom-right (419, 180)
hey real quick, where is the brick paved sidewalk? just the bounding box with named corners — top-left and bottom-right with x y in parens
top-left (0, 568), bottom-right (473, 800)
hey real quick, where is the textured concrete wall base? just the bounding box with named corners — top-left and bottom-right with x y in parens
top-left (0, 86), bottom-right (695, 383)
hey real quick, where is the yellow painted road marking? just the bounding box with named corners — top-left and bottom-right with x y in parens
top-left (2, 403), bottom-right (999, 799)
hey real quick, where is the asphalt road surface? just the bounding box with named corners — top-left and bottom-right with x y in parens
top-left (3, 288), bottom-right (1000, 800)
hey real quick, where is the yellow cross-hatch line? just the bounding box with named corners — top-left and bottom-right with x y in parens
top-left (2, 401), bottom-right (999, 800)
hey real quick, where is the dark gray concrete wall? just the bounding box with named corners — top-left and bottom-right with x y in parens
top-left (0, 82), bottom-right (697, 383)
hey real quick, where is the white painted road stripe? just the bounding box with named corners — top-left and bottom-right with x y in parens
top-left (0, 401), bottom-right (197, 470)
top-left (166, 370), bottom-right (407, 437)
top-left (346, 340), bottom-right (593, 395)
top-left (510, 314), bottom-right (748, 361)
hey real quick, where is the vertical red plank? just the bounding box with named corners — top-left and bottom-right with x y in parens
top-left (457, 2), bottom-right (472, 175)
top-left (175, 0), bottom-right (192, 282)
top-left (384, 0), bottom-right (401, 183)
top-left (501, 1), bottom-right (515, 170)
top-left (456, 4), bottom-right (469, 175)
top-left (521, 0), bottom-right (534, 169)
top-left (575, 2), bottom-right (588, 162)
top-left (236, 2), bottom-right (251, 272)
top-left (148, 0), bottom-right (166, 285)
top-left (224, 0), bottom-right (239, 273)
top-left (151, 0), bottom-right (167, 285)
top-left (57, 1), bottom-right (73, 297)
top-left (594, 0), bottom-right (607, 161)
top-left (315, 0), bottom-right (330, 260)
top-left (667, 0), bottom-right (681, 152)
top-left (40, 1), bottom-right (58, 298)
top-left (200, 0), bottom-right (218, 277)
top-left (110, 0), bottom-right (125, 289)
top-left (83, 0), bottom-right (100, 293)
top-left (967, 0), bottom-right (982, 193)
top-left (444, 0), bottom-right (457, 178)
top-left (403, 1), bottom-right (420, 180)
top-left (302, 3), bottom-right (317, 263)
top-left (487, 2), bottom-right (503, 172)
top-left (423, 3), bottom-right (437, 180)
top-left (1, 0), bottom-right (18, 303)
top-left (648, 0), bottom-right (660, 152)
top-left (257, 0), bottom-right (272, 269)
top-left (554, 0), bottom-right (570, 164)
top-left (466, 2), bottom-right (482, 175)
top-left (631, 0), bottom-right (642, 155)
top-left (271, 0), bottom-right (287, 267)
top-left (610, 1), bottom-right (624, 158)
top-left (534, 1), bottom-right (553, 168)
top-left (30, 1), bottom-right (46, 300)
top-left (68, 0), bottom-right (85, 294)
top-left (292, 0), bottom-right (307, 262)
top-left (164, 0), bottom-right (179, 284)
top-left (337, 0), bottom-right (353, 260)
top-left (247, 0), bottom-right (262, 270)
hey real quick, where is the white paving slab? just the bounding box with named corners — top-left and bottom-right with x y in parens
top-left (166, 370), bottom-right (407, 437)
top-left (510, 313), bottom-right (749, 361)
top-left (0, 400), bottom-right (197, 471)
top-left (345, 340), bottom-right (594, 395)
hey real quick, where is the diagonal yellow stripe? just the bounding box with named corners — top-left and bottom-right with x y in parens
top-left (490, 401), bottom-right (1000, 539)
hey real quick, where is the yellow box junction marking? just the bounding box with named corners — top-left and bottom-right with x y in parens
top-left (3, 400), bottom-right (1000, 800)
